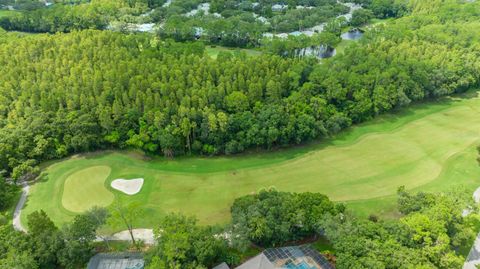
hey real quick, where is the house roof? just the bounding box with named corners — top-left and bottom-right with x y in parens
top-left (234, 245), bottom-right (332, 269)
top-left (236, 253), bottom-right (275, 269)
top-left (87, 252), bottom-right (144, 269)
top-left (213, 262), bottom-right (231, 269)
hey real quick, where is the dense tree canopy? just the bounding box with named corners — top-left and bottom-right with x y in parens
top-left (0, 175), bottom-right (17, 211)
top-left (0, 0), bottom-right (154, 33)
top-left (146, 213), bottom-right (228, 269)
top-left (350, 8), bottom-right (374, 27)
top-left (0, 0), bottom-right (365, 47)
top-left (322, 187), bottom-right (478, 268)
top-left (153, 0), bottom-right (348, 44)
top-left (352, 0), bottom-right (408, 19)
top-left (0, 208), bottom-right (106, 269)
top-left (1, 0), bottom-right (480, 180)
top-left (231, 190), bottom-right (340, 247)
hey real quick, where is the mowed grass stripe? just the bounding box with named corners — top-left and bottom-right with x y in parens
top-left (22, 92), bottom-right (480, 232)
top-left (61, 166), bottom-right (114, 213)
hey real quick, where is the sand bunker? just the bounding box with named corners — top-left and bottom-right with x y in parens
top-left (111, 178), bottom-right (144, 195)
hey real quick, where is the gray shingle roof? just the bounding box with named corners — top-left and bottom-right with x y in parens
top-left (213, 262), bottom-right (231, 269)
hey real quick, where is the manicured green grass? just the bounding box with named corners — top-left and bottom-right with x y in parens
top-left (22, 91), bottom-right (480, 233)
top-left (205, 45), bottom-right (262, 59)
top-left (369, 18), bottom-right (393, 26)
top-left (0, 10), bottom-right (19, 18)
top-left (335, 39), bottom-right (355, 55)
top-left (61, 166), bottom-right (114, 213)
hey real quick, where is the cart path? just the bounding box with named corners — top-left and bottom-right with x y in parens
top-left (12, 182), bottom-right (29, 232)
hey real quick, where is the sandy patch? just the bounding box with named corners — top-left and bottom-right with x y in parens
top-left (95, 228), bottom-right (154, 244)
top-left (111, 178), bottom-right (144, 195)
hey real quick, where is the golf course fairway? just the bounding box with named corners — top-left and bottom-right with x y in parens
top-left (22, 92), bottom-right (480, 233)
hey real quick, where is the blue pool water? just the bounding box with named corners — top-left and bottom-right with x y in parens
top-left (283, 261), bottom-right (317, 269)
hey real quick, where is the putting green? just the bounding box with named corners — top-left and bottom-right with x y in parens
top-left (22, 92), bottom-right (480, 232)
top-left (61, 166), bottom-right (114, 213)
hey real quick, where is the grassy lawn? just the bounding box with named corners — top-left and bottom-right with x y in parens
top-left (312, 237), bottom-right (334, 253)
top-left (22, 91), bottom-right (480, 233)
top-left (61, 166), bottom-right (114, 212)
top-left (0, 10), bottom-right (19, 18)
top-left (369, 18), bottom-right (394, 26)
top-left (205, 45), bottom-right (262, 59)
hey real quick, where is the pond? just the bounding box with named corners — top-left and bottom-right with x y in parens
top-left (341, 28), bottom-right (364, 40)
top-left (294, 45), bottom-right (336, 59)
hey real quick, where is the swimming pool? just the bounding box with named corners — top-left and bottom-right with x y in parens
top-left (283, 261), bottom-right (317, 269)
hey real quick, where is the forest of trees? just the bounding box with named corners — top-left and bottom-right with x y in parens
top-left (0, 0), bottom-right (350, 47)
top-left (0, 0), bottom-right (413, 48)
top-left (1, 0), bottom-right (480, 180)
top-left (0, 0), bottom-right (157, 33)
top-left (0, 207), bottom-right (108, 268)
top-left (0, 175), bottom-right (17, 214)
top-left (351, 0), bottom-right (407, 19)
top-left (231, 191), bottom-right (341, 246)
top-left (322, 187), bottom-right (478, 268)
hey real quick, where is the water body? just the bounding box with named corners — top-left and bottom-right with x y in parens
top-left (293, 28), bottom-right (362, 59)
top-left (294, 45), bottom-right (336, 59)
top-left (341, 28), bottom-right (364, 40)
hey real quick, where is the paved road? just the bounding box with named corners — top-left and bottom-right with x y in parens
top-left (464, 187), bottom-right (480, 269)
top-left (464, 234), bottom-right (480, 269)
top-left (12, 182), bottom-right (29, 232)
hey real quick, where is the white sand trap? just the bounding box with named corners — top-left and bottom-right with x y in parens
top-left (111, 178), bottom-right (144, 195)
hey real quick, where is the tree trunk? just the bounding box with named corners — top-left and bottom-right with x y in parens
top-left (128, 225), bottom-right (136, 247)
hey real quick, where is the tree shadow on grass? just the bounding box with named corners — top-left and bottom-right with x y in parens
top-left (36, 172), bottom-right (50, 183)
top-left (83, 150), bottom-right (114, 160)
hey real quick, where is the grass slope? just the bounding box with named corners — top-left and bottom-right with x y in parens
top-left (61, 166), bottom-right (114, 212)
top-left (205, 45), bottom-right (262, 59)
top-left (22, 92), bottom-right (480, 233)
